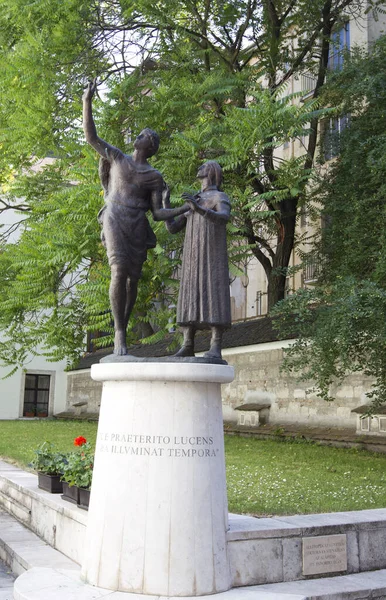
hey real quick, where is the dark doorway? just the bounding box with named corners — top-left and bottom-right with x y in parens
top-left (23, 374), bottom-right (50, 417)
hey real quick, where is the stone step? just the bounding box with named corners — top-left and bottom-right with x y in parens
top-left (0, 509), bottom-right (77, 578)
top-left (12, 567), bottom-right (386, 599)
top-left (251, 569), bottom-right (386, 598)
top-left (1, 502), bottom-right (386, 599)
top-left (0, 460), bottom-right (87, 567)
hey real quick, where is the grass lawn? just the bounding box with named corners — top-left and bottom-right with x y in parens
top-left (0, 420), bottom-right (98, 466)
top-left (1, 420), bottom-right (385, 516)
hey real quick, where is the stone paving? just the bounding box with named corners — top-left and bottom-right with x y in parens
top-left (0, 559), bottom-right (15, 600)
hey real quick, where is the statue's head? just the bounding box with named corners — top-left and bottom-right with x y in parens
top-left (197, 161), bottom-right (223, 189)
top-left (134, 128), bottom-right (160, 158)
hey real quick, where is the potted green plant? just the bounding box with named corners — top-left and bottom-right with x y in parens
top-left (61, 437), bottom-right (93, 509)
top-left (30, 442), bottom-right (67, 493)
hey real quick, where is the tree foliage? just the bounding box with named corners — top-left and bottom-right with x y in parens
top-left (0, 0), bottom-right (384, 366)
top-left (275, 35), bottom-right (386, 407)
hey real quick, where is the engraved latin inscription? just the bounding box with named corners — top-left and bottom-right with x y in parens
top-left (97, 432), bottom-right (220, 458)
top-left (303, 534), bottom-right (347, 576)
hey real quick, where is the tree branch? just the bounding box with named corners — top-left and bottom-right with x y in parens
top-left (275, 0), bottom-right (355, 90)
top-left (244, 212), bottom-right (273, 277)
top-left (304, 0), bottom-right (334, 171)
top-left (0, 198), bottom-right (31, 212)
top-left (279, 0), bottom-right (298, 25)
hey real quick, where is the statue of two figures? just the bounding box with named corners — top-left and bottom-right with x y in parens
top-left (83, 80), bottom-right (231, 362)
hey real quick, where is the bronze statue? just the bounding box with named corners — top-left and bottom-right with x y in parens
top-left (165, 161), bottom-right (231, 360)
top-left (83, 79), bottom-right (189, 355)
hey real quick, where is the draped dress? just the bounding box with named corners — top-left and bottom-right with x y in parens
top-left (177, 189), bottom-right (231, 329)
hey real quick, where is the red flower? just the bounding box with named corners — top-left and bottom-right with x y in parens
top-left (74, 436), bottom-right (87, 447)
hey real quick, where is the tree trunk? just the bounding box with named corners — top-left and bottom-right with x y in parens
top-left (267, 270), bottom-right (288, 310)
top-left (266, 197), bottom-right (298, 311)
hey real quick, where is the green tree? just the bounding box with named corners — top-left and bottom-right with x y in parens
top-left (0, 0), bottom-right (384, 366)
top-left (275, 35), bottom-right (386, 407)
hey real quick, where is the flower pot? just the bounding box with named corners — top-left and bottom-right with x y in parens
top-left (61, 481), bottom-right (79, 504)
top-left (37, 412), bottom-right (48, 418)
top-left (77, 488), bottom-right (90, 510)
top-left (25, 412), bottom-right (35, 418)
top-left (38, 472), bottom-right (63, 494)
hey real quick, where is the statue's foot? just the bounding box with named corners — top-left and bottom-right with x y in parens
top-left (203, 345), bottom-right (222, 360)
top-left (114, 331), bottom-right (128, 355)
top-left (114, 345), bottom-right (128, 356)
top-left (174, 346), bottom-right (195, 357)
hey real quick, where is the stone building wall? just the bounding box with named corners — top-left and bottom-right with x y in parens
top-left (65, 341), bottom-right (373, 429)
top-left (66, 369), bottom-right (102, 417)
top-left (221, 341), bottom-right (372, 429)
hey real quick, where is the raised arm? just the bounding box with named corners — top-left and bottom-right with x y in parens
top-left (82, 79), bottom-right (122, 160)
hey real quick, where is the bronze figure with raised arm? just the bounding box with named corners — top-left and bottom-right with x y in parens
top-left (83, 79), bottom-right (189, 355)
top-left (165, 161), bottom-right (231, 361)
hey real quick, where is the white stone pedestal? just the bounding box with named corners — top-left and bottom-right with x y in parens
top-left (81, 362), bottom-right (234, 596)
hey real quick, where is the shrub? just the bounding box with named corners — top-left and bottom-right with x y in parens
top-left (30, 442), bottom-right (67, 475)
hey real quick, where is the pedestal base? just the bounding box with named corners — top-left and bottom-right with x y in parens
top-left (82, 362), bottom-right (234, 596)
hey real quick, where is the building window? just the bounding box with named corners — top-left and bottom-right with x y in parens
top-left (321, 212), bottom-right (332, 229)
top-left (255, 291), bottom-right (263, 316)
top-left (379, 417), bottom-right (386, 432)
top-left (23, 374), bottom-right (50, 417)
top-left (300, 126), bottom-right (309, 150)
top-left (329, 22), bottom-right (350, 71)
top-left (360, 417), bottom-right (370, 432)
top-left (300, 207), bottom-right (307, 228)
top-left (284, 277), bottom-right (292, 297)
top-left (323, 114), bottom-right (350, 161)
top-left (303, 254), bottom-right (320, 284)
top-left (301, 72), bottom-right (317, 97)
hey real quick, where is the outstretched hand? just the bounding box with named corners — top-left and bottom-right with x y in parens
top-left (181, 192), bottom-right (199, 211)
top-left (82, 77), bottom-right (97, 102)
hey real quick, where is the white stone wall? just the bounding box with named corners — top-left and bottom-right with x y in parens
top-left (0, 357), bottom-right (68, 419)
top-left (367, 7), bottom-right (386, 45)
top-left (0, 196), bottom-right (68, 418)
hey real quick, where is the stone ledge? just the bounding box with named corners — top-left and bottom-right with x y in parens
top-left (256, 569), bottom-right (386, 598)
top-left (227, 509), bottom-right (386, 586)
top-left (91, 361), bottom-right (234, 383)
top-left (54, 412), bottom-right (99, 421)
top-left (224, 425), bottom-right (386, 453)
top-left (0, 461), bottom-right (86, 566)
top-left (227, 509), bottom-right (386, 541)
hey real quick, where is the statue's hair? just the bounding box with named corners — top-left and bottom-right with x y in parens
top-left (141, 128), bottom-right (160, 156)
top-left (203, 161), bottom-right (223, 189)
